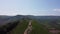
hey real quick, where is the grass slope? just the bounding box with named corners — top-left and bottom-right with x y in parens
top-left (8, 20), bottom-right (29, 34)
top-left (30, 20), bottom-right (50, 34)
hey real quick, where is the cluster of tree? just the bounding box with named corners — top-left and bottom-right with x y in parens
top-left (0, 20), bottom-right (20, 34)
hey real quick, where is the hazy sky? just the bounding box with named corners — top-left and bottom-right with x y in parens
top-left (0, 0), bottom-right (60, 16)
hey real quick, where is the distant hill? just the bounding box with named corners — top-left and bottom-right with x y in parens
top-left (0, 15), bottom-right (60, 25)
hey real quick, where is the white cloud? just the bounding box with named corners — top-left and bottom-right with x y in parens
top-left (0, 8), bottom-right (60, 16)
top-left (53, 9), bottom-right (60, 11)
top-left (0, 9), bottom-right (20, 16)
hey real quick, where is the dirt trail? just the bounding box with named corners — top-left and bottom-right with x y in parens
top-left (24, 20), bottom-right (32, 34)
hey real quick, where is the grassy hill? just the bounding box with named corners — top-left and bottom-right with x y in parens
top-left (7, 19), bottom-right (50, 34)
top-left (8, 20), bottom-right (49, 34)
top-left (1, 15), bottom-right (60, 34)
top-left (7, 19), bottom-right (29, 34)
top-left (30, 20), bottom-right (50, 34)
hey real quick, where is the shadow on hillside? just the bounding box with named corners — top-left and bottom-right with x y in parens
top-left (0, 20), bottom-right (20, 34)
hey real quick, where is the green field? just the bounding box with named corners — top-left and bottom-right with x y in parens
top-left (30, 20), bottom-right (50, 34)
top-left (7, 20), bottom-right (50, 34)
top-left (7, 20), bottom-right (29, 34)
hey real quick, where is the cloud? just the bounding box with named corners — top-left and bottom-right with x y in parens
top-left (0, 9), bottom-right (20, 16)
top-left (53, 9), bottom-right (60, 11)
top-left (0, 8), bottom-right (60, 16)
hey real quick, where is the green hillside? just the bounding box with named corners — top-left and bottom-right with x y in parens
top-left (30, 20), bottom-right (50, 34)
top-left (7, 20), bottom-right (50, 34)
top-left (7, 20), bottom-right (29, 34)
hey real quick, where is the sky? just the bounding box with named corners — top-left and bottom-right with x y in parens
top-left (0, 0), bottom-right (60, 16)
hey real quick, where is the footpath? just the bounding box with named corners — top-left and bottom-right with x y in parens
top-left (24, 20), bottom-right (32, 34)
